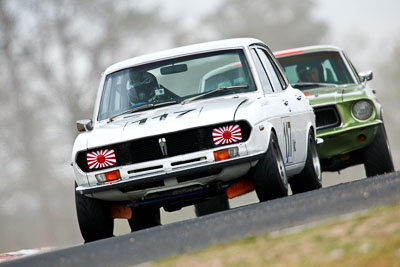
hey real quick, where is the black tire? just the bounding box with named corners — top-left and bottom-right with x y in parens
top-left (253, 132), bottom-right (288, 202)
top-left (363, 124), bottom-right (394, 177)
top-left (194, 193), bottom-right (230, 217)
top-left (128, 206), bottom-right (161, 232)
top-left (75, 183), bottom-right (114, 243)
top-left (290, 131), bottom-right (322, 194)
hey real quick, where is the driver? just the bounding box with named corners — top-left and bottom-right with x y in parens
top-left (127, 70), bottom-right (159, 105)
top-left (296, 62), bottom-right (324, 83)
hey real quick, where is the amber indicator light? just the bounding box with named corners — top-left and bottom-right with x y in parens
top-left (105, 170), bottom-right (121, 181)
top-left (214, 149), bottom-right (231, 161)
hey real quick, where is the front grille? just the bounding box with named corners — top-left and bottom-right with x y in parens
top-left (76, 121), bottom-right (251, 172)
top-left (314, 105), bottom-right (341, 130)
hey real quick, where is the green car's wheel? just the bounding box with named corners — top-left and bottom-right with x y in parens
top-left (363, 124), bottom-right (394, 177)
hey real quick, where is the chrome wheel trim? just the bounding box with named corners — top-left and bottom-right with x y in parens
top-left (273, 140), bottom-right (288, 187)
top-left (310, 136), bottom-right (322, 183)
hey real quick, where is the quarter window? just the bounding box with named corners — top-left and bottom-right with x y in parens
top-left (250, 49), bottom-right (274, 94)
top-left (343, 52), bottom-right (361, 84)
top-left (256, 48), bottom-right (284, 92)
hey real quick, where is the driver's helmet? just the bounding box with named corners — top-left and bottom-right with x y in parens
top-left (128, 71), bottom-right (158, 104)
top-left (296, 61), bottom-right (324, 83)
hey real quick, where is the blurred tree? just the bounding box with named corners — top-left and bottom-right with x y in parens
top-left (0, 0), bottom-right (169, 251)
top-left (177, 0), bottom-right (328, 50)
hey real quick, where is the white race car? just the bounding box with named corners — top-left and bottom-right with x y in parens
top-left (72, 38), bottom-right (321, 242)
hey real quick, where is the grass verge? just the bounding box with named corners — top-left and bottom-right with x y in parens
top-left (155, 203), bottom-right (400, 267)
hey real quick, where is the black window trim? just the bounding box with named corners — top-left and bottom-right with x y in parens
top-left (342, 51), bottom-right (361, 84)
top-left (251, 44), bottom-right (289, 90)
top-left (249, 48), bottom-right (275, 94)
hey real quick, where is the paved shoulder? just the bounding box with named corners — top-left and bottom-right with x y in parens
top-left (3, 172), bottom-right (400, 267)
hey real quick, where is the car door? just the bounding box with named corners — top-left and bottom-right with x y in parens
top-left (254, 46), bottom-right (306, 165)
top-left (249, 47), bottom-right (294, 165)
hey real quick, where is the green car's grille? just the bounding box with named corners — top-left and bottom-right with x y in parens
top-left (314, 105), bottom-right (341, 130)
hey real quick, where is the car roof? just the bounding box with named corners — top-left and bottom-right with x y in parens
top-left (104, 38), bottom-right (264, 75)
top-left (273, 45), bottom-right (342, 58)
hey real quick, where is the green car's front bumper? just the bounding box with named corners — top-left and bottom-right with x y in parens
top-left (317, 120), bottom-right (381, 159)
top-left (310, 87), bottom-right (382, 159)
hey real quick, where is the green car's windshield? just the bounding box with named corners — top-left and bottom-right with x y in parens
top-left (276, 51), bottom-right (355, 90)
top-left (98, 50), bottom-right (256, 121)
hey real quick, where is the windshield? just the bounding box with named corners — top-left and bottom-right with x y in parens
top-left (98, 49), bottom-right (256, 121)
top-left (276, 51), bottom-right (355, 89)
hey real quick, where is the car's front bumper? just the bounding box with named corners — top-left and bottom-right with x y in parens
top-left (76, 152), bottom-right (264, 196)
top-left (317, 121), bottom-right (381, 159)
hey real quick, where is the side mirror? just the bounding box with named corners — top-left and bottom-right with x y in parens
top-left (359, 70), bottom-right (373, 83)
top-left (76, 119), bottom-right (93, 132)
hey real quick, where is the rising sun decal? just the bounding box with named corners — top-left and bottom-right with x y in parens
top-left (87, 149), bottom-right (117, 169)
top-left (212, 125), bottom-right (242, 145)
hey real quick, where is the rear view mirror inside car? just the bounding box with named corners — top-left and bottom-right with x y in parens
top-left (160, 64), bottom-right (188, 75)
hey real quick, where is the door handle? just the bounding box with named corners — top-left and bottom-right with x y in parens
top-left (284, 100), bottom-right (289, 106)
top-left (296, 95), bottom-right (302, 101)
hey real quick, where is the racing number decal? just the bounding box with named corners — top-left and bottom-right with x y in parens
top-left (128, 109), bottom-right (196, 126)
top-left (283, 121), bottom-right (293, 164)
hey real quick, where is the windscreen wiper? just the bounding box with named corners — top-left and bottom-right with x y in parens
top-left (108, 101), bottom-right (177, 122)
top-left (292, 82), bottom-right (338, 89)
top-left (181, 85), bottom-right (249, 105)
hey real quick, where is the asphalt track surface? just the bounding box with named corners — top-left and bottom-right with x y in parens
top-left (3, 171), bottom-right (400, 267)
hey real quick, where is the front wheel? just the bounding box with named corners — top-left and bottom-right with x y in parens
top-left (363, 124), bottom-right (394, 177)
top-left (194, 193), bottom-right (230, 217)
top-left (253, 132), bottom-right (288, 202)
top-left (290, 131), bottom-right (322, 194)
top-left (128, 206), bottom-right (161, 232)
top-left (75, 183), bottom-right (114, 243)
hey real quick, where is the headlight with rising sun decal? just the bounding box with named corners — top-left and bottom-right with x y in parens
top-left (212, 124), bottom-right (243, 145)
top-left (86, 149), bottom-right (117, 169)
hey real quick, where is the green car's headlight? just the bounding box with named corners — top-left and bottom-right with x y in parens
top-left (352, 100), bottom-right (373, 120)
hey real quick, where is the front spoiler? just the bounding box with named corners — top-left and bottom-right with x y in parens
top-left (317, 120), bottom-right (381, 138)
top-left (76, 152), bottom-right (264, 195)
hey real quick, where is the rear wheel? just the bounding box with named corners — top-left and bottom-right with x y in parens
top-left (128, 206), bottom-right (161, 232)
top-left (75, 183), bottom-right (114, 243)
top-left (363, 124), bottom-right (394, 177)
top-left (253, 132), bottom-right (288, 202)
top-left (290, 131), bottom-right (322, 194)
top-left (194, 193), bottom-right (230, 217)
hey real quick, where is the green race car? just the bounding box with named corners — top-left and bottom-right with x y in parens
top-left (274, 45), bottom-right (394, 177)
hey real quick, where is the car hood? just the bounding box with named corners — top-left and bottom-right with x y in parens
top-left (85, 97), bottom-right (248, 149)
top-left (302, 83), bottom-right (366, 106)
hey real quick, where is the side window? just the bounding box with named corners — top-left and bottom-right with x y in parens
top-left (98, 71), bottom-right (130, 121)
top-left (250, 49), bottom-right (274, 94)
top-left (256, 48), bottom-right (284, 92)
